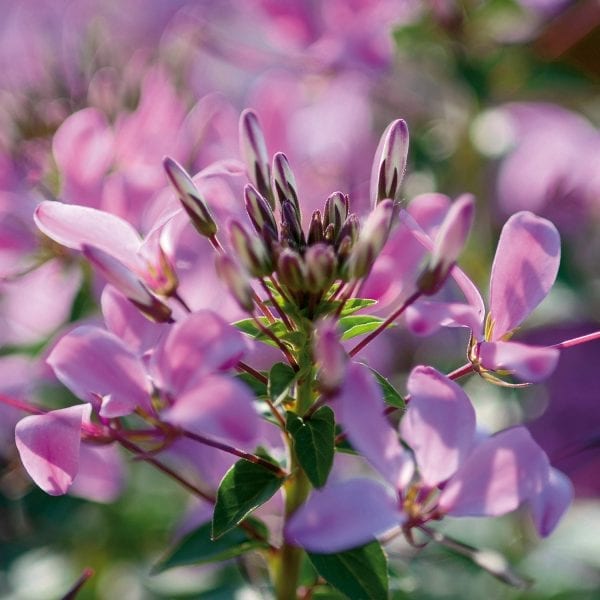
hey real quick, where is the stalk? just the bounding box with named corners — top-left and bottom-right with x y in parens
top-left (272, 355), bottom-right (314, 599)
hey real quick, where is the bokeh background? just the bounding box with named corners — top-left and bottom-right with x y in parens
top-left (1, 1), bottom-right (599, 598)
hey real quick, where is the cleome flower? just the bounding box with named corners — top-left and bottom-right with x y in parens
top-left (285, 364), bottom-right (572, 553)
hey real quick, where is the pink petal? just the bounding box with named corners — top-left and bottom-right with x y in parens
top-left (439, 427), bottom-right (550, 518)
top-left (34, 201), bottom-right (142, 270)
top-left (151, 311), bottom-right (249, 395)
top-left (478, 340), bottom-right (560, 382)
top-left (101, 286), bottom-right (167, 355)
top-left (529, 467), bottom-right (573, 537)
top-left (402, 366), bottom-right (476, 487)
top-left (405, 301), bottom-right (483, 338)
top-left (489, 211), bottom-right (560, 339)
top-left (285, 479), bottom-right (402, 553)
top-left (15, 405), bottom-right (90, 495)
top-left (162, 375), bottom-right (260, 449)
top-left (336, 363), bottom-right (413, 489)
top-left (47, 326), bottom-right (152, 418)
top-left (68, 443), bottom-right (124, 503)
top-left (398, 209), bottom-right (485, 322)
top-left (53, 108), bottom-right (114, 187)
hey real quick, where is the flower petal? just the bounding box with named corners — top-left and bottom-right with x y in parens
top-left (151, 311), bottom-right (249, 394)
top-left (478, 340), bottom-right (560, 382)
top-left (402, 366), bottom-right (476, 487)
top-left (15, 405), bottom-right (90, 495)
top-left (162, 374), bottom-right (260, 449)
top-left (439, 427), bottom-right (550, 518)
top-left (69, 443), bottom-right (125, 503)
top-left (405, 301), bottom-right (483, 338)
top-left (47, 326), bottom-right (152, 417)
top-left (336, 363), bottom-right (413, 489)
top-left (285, 478), bottom-right (402, 553)
top-left (489, 211), bottom-right (560, 339)
top-left (529, 467), bottom-right (573, 537)
top-left (34, 201), bottom-right (142, 270)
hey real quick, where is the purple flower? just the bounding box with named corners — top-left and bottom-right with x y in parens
top-left (286, 365), bottom-right (571, 552)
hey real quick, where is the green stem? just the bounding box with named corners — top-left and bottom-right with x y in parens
top-left (273, 361), bottom-right (314, 599)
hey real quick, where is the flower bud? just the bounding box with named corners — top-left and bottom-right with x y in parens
top-left (417, 194), bottom-right (475, 295)
top-left (244, 184), bottom-right (278, 242)
top-left (272, 152), bottom-right (300, 218)
top-left (323, 192), bottom-right (349, 236)
top-left (336, 214), bottom-right (360, 249)
top-left (229, 220), bottom-right (273, 278)
top-left (314, 319), bottom-right (347, 394)
top-left (281, 199), bottom-right (305, 249)
top-left (346, 199), bottom-right (395, 279)
top-left (83, 245), bottom-right (172, 322)
top-left (163, 157), bottom-right (217, 237)
top-left (215, 254), bottom-right (255, 313)
top-left (372, 119), bottom-right (409, 206)
top-left (277, 248), bottom-right (307, 292)
top-left (305, 244), bottom-right (337, 293)
top-left (307, 210), bottom-right (324, 245)
top-left (239, 109), bottom-right (272, 206)
top-left (145, 245), bottom-right (179, 297)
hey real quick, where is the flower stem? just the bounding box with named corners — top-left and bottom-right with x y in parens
top-left (349, 290), bottom-right (421, 357)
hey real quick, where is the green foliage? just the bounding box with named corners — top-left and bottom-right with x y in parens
top-left (212, 459), bottom-right (285, 539)
top-left (368, 368), bottom-right (406, 410)
top-left (338, 315), bottom-right (388, 340)
top-left (268, 362), bottom-right (298, 404)
top-left (286, 406), bottom-right (335, 488)
top-left (152, 518), bottom-right (269, 573)
top-left (308, 541), bottom-right (389, 600)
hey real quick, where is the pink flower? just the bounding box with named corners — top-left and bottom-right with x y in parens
top-left (286, 365), bottom-right (571, 552)
top-left (406, 211), bottom-right (561, 382)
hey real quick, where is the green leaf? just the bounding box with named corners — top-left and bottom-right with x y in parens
top-left (235, 372), bottom-right (268, 397)
top-left (232, 318), bottom-right (289, 347)
top-left (308, 541), bottom-right (389, 600)
top-left (152, 519), bottom-right (269, 573)
top-left (268, 362), bottom-right (297, 404)
top-left (286, 406), bottom-right (335, 488)
top-left (212, 460), bottom-right (285, 539)
top-left (339, 315), bottom-right (388, 341)
top-left (368, 368), bottom-right (405, 410)
top-left (314, 297), bottom-right (377, 319)
top-left (341, 298), bottom-right (378, 315)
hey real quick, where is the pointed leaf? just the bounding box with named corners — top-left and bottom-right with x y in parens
top-left (153, 519), bottom-right (269, 573)
top-left (268, 362), bottom-right (297, 404)
top-left (308, 541), bottom-right (389, 600)
top-left (368, 368), bottom-right (405, 410)
top-left (339, 315), bottom-right (390, 341)
top-left (286, 407), bottom-right (335, 488)
top-left (212, 459), bottom-right (285, 539)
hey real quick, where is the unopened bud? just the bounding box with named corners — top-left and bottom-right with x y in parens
top-left (272, 152), bottom-right (300, 217)
top-left (372, 119), bottom-right (409, 206)
top-left (163, 157), bottom-right (217, 237)
top-left (323, 192), bottom-right (349, 235)
top-left (281, 200), bottom-right (305, 249)
top-left (215, 254), bottom-right (254, 313)
top-left (314, 319), bottom-right (348, 394)
top-left (336, 214), bottom-right (360, 248)
top-left (307, 210), bottom-right (324, 245)
top-left (417, 194), bottom-right (475, 295)
top-left (323, 223), bottom-right (336, 244)
top-left (346, 199), bottom-right (395, 279)
top-left (277, 248), bottom-right (307, 292)
top-left (305, 244), bottom-right (337, 293)
top-left (229, 220), bottom-right (273, 278)
top-left (239, 109), bottom-right (272, 206)
top-left (83, 245), bottom-right (172, 322)
top-left (244, 184), bottom-right (278, 242)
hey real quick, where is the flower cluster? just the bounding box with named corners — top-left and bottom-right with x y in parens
top-left (8, 110), bottom-right (599, 599)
